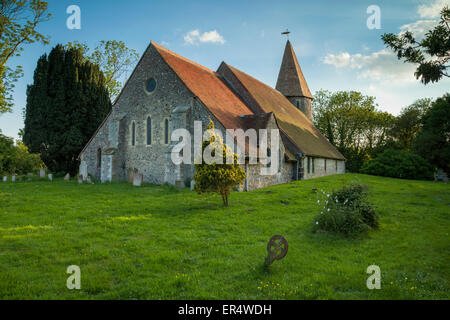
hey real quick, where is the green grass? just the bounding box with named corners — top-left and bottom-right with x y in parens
top-left (0, 174), bottom-right (449, 299)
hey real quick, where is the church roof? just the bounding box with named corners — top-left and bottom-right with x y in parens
top-left (218, 63), bottom-right (344, 160)
top-left (275, 40), bottom-right (313, 99)
top-left (152, 41), bottom-right (253, 131)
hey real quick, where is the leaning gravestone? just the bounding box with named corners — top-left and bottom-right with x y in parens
top-left (77, 175), bottom-right (83, 184)
top-left (264, 235), bottom-right (288, 267)
top-left (133, 173), bottom-right (143, 187)
top-left (48, 174), bottom-right (53, 182)
top-left (3, 176), bottom-right (7, 182)
top-left (64, 173), bottom-right (70, 181)
top-left (39, 168), bottom-right (46, 178)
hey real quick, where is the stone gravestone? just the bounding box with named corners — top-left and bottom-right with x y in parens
top-left (48, 174), bottom-right (53, 182)
top-left (39, 168), bottom-right (46, 178)
top-left (11, 175), bottom-right (15, 182)
top-left (133, 173), bottom-right (143, 187)
top-left (87, 175), bottom-right (92, 184)
top-left (264, 235), bottom-right (288, 267)
top-left (64, 173), bottom-right (70, 181)
top-left (190, 179), bottom-right (195, 191)
top-left (3, 176), bottom-right (7, 182)
top-left (77, 175), bottom-right (83, 184)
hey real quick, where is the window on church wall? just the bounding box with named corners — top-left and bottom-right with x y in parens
top-left (266, 148), bottom-right (271, 168)
top-left (146, 116), bottom-right (152, 145)
top-left (164, 118), bottom-right (169, 145)
top-left (131, 121), bottom-right (136, 146)
top-left (97, 148), bottom-right (102, 169)
top-left (335, 160), bottom-right (338, 172)
top-left (307, 156), bottom-right (310, 174)
top-left (324, 159), bottom-right (327, 172)
top-left (312, 157), bottom-right (315, 173)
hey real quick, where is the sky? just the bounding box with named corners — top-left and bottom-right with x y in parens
top-left (1, 0), bottom-right (449, 140)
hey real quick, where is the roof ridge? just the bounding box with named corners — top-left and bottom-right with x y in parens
top-left (151, 41), bottom-right (214, 74)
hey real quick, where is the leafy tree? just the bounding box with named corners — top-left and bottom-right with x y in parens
top-left (361, 149), bottom-right (434, 180)
top-left (381, 6), bottom-right (450, 84)
top-left (23, 45), bottom-right (111, 174)
top-left (313, 90), bottom-right (394, 172)
top-left (0, 0), bottom-right (51, 113)
top-left (65, 40), bottom-right (139, 100)
top-left (413, 93), bottom-right (450, 173)
top-left (389, 98), bottom-right (432, 150)
top-left (194, 120), bottom-right (246, 206)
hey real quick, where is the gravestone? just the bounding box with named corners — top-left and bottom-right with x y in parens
top-left (64, 173), bottom-right (70, 181)
top-left (87, 175), bottom-right (92, 184)
top-left (11, 175), bottom-right (15, 182)
top-left (190, 179), bottom-right (195, 191)
top-left (133, 173), bottom-right (143, 187)
top-left (264, 235), bottom-right (288, 266)
top-left (77, 175), bottom-right (83, 184)
top-left (3, 176), bottom-right (7, 182)
top-left (39, 168), bottom-right (46, 178)
top-left (48, 174), bottom-right (53, 181)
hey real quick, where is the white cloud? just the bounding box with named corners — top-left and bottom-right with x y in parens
top-left (399, 19), bottom-right (439, 40)
top-left (417, 0), bottom-right (449, 18)
top-left (323, 49), bottom-right (417, 83)
top-left (184, 29), bottom-right (225, 45)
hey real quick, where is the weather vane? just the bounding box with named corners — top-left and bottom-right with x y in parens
top-left (282, 29), bottom-right (290, 39)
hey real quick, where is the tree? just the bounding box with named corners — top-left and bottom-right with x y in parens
top-left (65, 40), bottom-right (139, 100)
top-left (389, 98), bottom-right (432, 150)
top-left (381, 6), bottom-right (450, 84)
top-left (313, 90), bottom-right (394, 172)
top-left (193, 120), bottom-right (246, 206)
top-left (413, 93), bottom-right (450, 173)
top-left (23, 45), bottom-right (111, 174)
top-left (0, 0), bottom-right (51, 113)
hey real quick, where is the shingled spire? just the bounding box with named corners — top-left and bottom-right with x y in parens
top-left (276, 40), bottom-right (313, 121)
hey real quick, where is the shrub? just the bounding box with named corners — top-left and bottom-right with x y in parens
top-left (361, 149), bottom-right (434, 180)
top-left (314, 183), bottom-right (379, 236)
top-left (0, 133), bottom-right (44, 175)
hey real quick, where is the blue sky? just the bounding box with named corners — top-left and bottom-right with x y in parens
top-left (1, 0), bottom-right (449, 139)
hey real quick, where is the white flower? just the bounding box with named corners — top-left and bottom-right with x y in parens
top-left (327, 208), bottom-right (330, 212)
top-left (315, 221), bottom-right (319, 225)
top-left (317, 200), bottom-right (320, 204)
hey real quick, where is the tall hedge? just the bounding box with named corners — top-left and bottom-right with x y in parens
top-left (23, 45), bottom-right (111, 174)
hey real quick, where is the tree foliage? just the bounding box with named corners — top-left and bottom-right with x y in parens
top-left (193, 120), bottom-right (246, 206)
top-left (0, 0), bottom-right (51, 113)
top-left (0, 130), bottom-right (43, 175)
top-left (65, 40), bottom-right (139, 100)
top-left (23, 45), bottom-right (111, 174)
top-left (313, 90), bottom-right (394, 172)
top-left (413, 93), bottom-right (450, 173)
top-left (381, 6), bottom-right (450, 84)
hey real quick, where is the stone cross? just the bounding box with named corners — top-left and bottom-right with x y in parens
top-left (133, 173), bottom-right (143, 187)
top-left (264, 235), bottom-right (288, 266)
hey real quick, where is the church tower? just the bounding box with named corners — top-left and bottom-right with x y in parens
top-left (276, 40), bottom-right (313, 121)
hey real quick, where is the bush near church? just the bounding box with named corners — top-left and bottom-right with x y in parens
top-left (314, 183), bottom-right (379, 237)
top-left (361, 149), bottom-right (434, 180)
top-left (193, 120), bottom-right (246, 206)
top-left (0, 132), bottom-right (43, 175)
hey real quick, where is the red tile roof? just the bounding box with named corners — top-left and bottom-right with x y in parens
top-left (152, 41), bottom-right (253, 131)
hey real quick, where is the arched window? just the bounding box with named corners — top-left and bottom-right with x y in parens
top-left (97, 148), bottom-right (102, 169)
top-left (131, 121), bottom-right (136, 146)
top-left (164, 118), bottom-right (169, 144)
top-left (146, 116), bottom-right (152, 145)
top-left (266, 148), bottom-right (271, 168)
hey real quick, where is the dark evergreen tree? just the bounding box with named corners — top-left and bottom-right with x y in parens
top-left (23, 45), bottom-right (111, 174)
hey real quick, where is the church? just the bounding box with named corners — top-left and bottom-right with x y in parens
top-left (78, 40), bottom-right (345, 190)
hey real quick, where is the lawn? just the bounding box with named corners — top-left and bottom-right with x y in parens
top-left (0, 173), bottom-right (449, 299)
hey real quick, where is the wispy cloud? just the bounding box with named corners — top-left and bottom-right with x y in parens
top-left (184, 29), bottom-right (226, 45)
top-left (417, 0), bottom-right (449, 18)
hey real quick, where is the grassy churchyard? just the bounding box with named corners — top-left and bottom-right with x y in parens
top-left (0, 173), bottom-right (448, 299)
